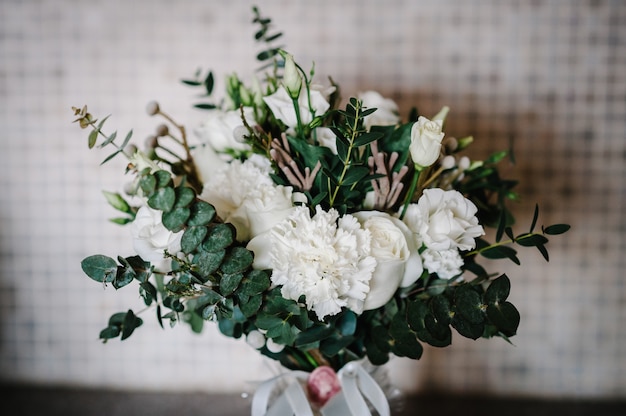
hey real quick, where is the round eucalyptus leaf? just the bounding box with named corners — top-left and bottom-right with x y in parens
top-left (81, 255), bottom-right (118, 283)
top-left (188, 200), bottom-right (216, 226)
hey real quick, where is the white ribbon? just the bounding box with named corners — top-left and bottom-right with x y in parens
top-left (250, 360), bottom-right (390, 416)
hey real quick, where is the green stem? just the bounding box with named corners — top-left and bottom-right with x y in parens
top-left (328, 105), bottom-right (362, 207)
top-left (399, 166), bottom-right (422, 220)
top-left (291, 96), bottom-right (305, 140)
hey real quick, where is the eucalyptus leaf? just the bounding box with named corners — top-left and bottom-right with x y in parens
top-left (194, 250), bottom-right (226, 278)
top-left (162, 207), bottom-right (190, 232)
top-left (148, 187), bottom-right (176, 212)
top-left (181, 226), bottom-right (208, 254)
top-left (81, 255), bottom-right (118, 283)
top-left (220, 272), bottom-right (244, 296)
top-left (188, 200), bottom-right (216, 226)
top-left (220, 247), bottom-right (253, 274)
top-left (486, 301), bottom-right (520, 337)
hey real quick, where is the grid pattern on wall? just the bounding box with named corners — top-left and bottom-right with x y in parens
top-left (0, 0), bottom-right (624, 398)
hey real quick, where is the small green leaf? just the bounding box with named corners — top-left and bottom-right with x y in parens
top-left (139, 175), bottom-right (157, 196)
top-left (194, 250), bottom-right (226, 277)
top-left (240, 269), bottom-right (271, 295)
top-left (451, 314), bottom-right (484, 340)
top-left (81, 255), bottom-right (118, 283)
top-left (148, 187), bottom-right (176, 212)
top-left (353, 131), bottom-right (383, 147)
top-left (486, 301), bottom-right (520, 337)
top-left (188, 200), bottom-right (216, 226)
top-left (88, 129), bottom-right (98, 149)
top-left (102, 191), bottom-right (132, 213)
top-left (120, 310), bottom-right (143, 340)
top-left (203, 223), bottom-right (236, 252)
top-left (181, 79), bottom-right (202, 86)
top-left (194, 103), bottom-right (217, 110)
top-left (516, 233), bottom-right (549, 247)
top-left (174, 186), bottom-right (196, 209)
top-left (204, 71), bottom-right (214, 95)
top-left (481, 245), bottom-right (520, 264)
top-left (529, 203), bottom-right (539, 233)
top-left (454, 285), bottom-right (484, 324)
top-left (162, 207), bottom-right (190, 232)
top-left (240, 294), bottom-right (263, 318)
top-left (154, 170), bottom-right (172, 188)
top-left (220, 247), bottom-right (253, 274)
top-left (341, 166), bottom-right (370, 186)
top-left (295, 324), bottom-right (334, 346)
top-left (181, 226), bottom-right (208, 254)
top-left (484, 274), bottom-right (511, 304)
top-left (220, 272), bottom-right (244, 296)
top-left (543, 224), bottom-right (571, 235)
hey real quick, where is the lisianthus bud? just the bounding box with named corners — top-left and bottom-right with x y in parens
top-left (409, 116), bottom-right (445, 170)
top-left (282, 53), bottom-right (302, 99)
top-left (239, 84), bottom-right (253, 106)
top-left (432, 105), bottom-right (450, 122)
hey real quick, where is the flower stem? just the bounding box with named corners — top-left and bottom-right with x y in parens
top-left (399, 165), bottom-right (422, 220)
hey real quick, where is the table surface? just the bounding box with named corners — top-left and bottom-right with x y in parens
top-left (1, 382), bottom-right (625, 416)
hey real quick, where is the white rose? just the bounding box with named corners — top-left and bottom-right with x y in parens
top-left (194, 107), bottom-right (255, 153)
top-left (200, 157), bottom-right (295, 241)
top-left (352, 211), bottom-right (423, 310)
top-left (409, 116), bottom-right (445, 169)
top-left (130, 206), bottom-right (183, 271)
top-left (263, 84), bottom-right (335, 129)
top-left (190, 144), bottom-right (227, 184)
top-left (402, 188), bottom-right (485, 251)
top-left (227, 184), bottom-right (296, 241)
top-left (357, 90), bottom-right (400, 131)
top-left (315, 127), bottom-right (337, 154)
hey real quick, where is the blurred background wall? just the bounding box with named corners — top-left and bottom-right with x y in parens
top-left (0, 0), bottom-right (624, 399)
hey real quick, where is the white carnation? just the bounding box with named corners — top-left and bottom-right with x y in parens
top-left (194, 107), bottom-right (255, 154)
top-left (422, 247), bottom-right (464, 280)
top-left (251, 206), bottom-right (376, 320)
top-left (200, 155), bottom-right (294, 241)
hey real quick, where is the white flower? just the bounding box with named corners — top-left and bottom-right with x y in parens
top-left (263, 84), bottom-right (336, 129)
top-left (357, 90), bottom-right (400, 131)
top-left (402, 188), bottom-right (485, 251)
top-left (128, 150), bottom-right (161, 173)
top-left (352, 211), bottom-right (423, 311)
top-left (247, 206), bottom-right (376, 320)
top-left (409, 116), bottom-right (445, 169)
top-left (266, 338), bottom-right (285, 353)
top-left (190, 144), bottom-right (227, 184)
top-left (200, 155), bottom-right (295, 241)
top-left (246, 330), bottom-right (266, 350)
top-left (315, 127), bottom-right (337, 154)
top-left (194, 107), bottom-right (255, 154)
top-left (129, 206), bottom-right (183, 271)
top-left (422, 247), bottom-right (464, 280)
top-left (282, 53), bottom-right (302, 98)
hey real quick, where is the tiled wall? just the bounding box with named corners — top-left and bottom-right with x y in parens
top-left (0, 0), bottom-right (624, 398)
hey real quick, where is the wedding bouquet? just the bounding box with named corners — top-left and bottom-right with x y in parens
top-left (72, 7), bottom-right (569, 415)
